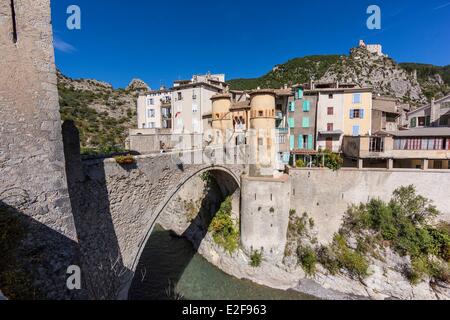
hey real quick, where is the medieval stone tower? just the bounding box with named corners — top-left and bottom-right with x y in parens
top-left (0, 0), bottom-right (82, 298)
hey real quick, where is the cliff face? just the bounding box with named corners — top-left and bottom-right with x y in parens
top-left (57, 71), bottom-right (150, 154)
top-left (320, 47), bottom-right (426, 105)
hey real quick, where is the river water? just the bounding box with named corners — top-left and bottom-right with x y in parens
top-left (129, 225), bottom-right (315, 300)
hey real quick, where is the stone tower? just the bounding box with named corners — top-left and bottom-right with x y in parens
top-left (0, 0), bottom-right (81, 298)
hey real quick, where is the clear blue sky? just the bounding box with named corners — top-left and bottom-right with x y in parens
top-left (51, 0), bottom-right (450, 89)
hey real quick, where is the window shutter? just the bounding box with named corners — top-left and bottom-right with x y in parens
top-left (290, 101), bottom-right (296, 112)
top-left (308, 135), bottom-right (313, 150)
top-left (298, 88), bottom-right (303, 99)
top-left (360, 109), bottom-right (364, 119)
top-left (302, 117), bottom-right (309, 128)
top-left (298, 135), bottom-right (303, 149)
top-left (290, 135), bottom-right (295, 150)
top-left (350, 110), bottom-right (354, 119)
top-left (288, 117), bottom-right (295, 128)
top-left (411, 117), bottom-right (417, 128)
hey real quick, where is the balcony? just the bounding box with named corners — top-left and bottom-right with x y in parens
top-left (343, 134), bottom-right (450, 160)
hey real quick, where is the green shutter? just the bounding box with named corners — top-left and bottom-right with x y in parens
top-left (308, 135), bottom-right (313, 150)
top-left (298, 135), bottom-right (303, 149)
top-left (425, 116), bottom-right (431, 126)
top-left (411, 117), bottom-right (417, 128)
top-left (290, 135), bottom-right (295, 150)
top-left (303, 100), bottom-right (310, 112)
top-left (290, 101), bottom-right (296, 112)
top-left (302, 117), bottom-right (310, 128)
top-left (298, 88), bottom-right (303, 99)
top-left (288, 117), bottom-right (295, 128)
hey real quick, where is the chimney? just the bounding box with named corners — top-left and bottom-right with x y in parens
top-left (430, 98), bottom-right (439, 126)
top-left (309, 79), bottom-right (314, 90)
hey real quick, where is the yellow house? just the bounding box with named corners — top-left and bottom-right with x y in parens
top-left (343, 89), bottom-right (373, 136)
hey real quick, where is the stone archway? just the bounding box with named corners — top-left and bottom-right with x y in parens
top-left (125, 166), bottom-right (241, 299)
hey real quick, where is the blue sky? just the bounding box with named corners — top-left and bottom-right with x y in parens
top-left (51, 0), bottom-right (450, 89)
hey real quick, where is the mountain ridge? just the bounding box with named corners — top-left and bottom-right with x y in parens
top-left (228, 47), bottom-right (450, 106)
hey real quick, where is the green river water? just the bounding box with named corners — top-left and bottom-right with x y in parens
top-left (129, 225), bottom-right (315, 300)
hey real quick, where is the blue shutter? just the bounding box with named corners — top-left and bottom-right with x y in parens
top-left (349, 109), bottom-right (354, 119)
top-left (360, 109), bottom-right (365, 119)
top-left (290, 135), bottom-right (295, 150)
top-left (352, 125), bottom-right (360, 136)
top-left (298, 135), bottom-right (303, 149)
top-left (308, 135), bottom-right (313, 150)
top-left (298, 88), bottom-right (303, 99)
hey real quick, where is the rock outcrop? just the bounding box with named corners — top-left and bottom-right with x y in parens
top-left (126, 79), bottom-right (150, 92)
top-left (320, 46), bottom-right (426, 105)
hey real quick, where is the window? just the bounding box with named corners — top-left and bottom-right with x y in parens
top-left (411, 117), bottom-right (417, 128)
top-left (258, 138), bottom-right (264, 146)
top-left (148, 122), bottom-right (156, 128)
top-left (288, 117), bottom-right (295, 128)
top-left (192, 104), bottom-right (198, 113)
top-left (308, 135), bottom-right (313, 150)
top-left (148, 109), bottom-right (155, 117)
top-left (369, 137), bottom-right (384, 152)
top-left (192, 90), bottom-right (197, 100)
top-left (289, 135), bottom-right (295, 150)
top-left (327, 107), bottom-right (334, 115)
top-left (296, 88), bottom-right (303, 100)
top-left (327, 123), bottom-right (334, 131)
top-left (353, 93), bottom-right (361, 104)
top-left (302, 100), bottom-right (310, 112)
top-left (289, 101), bottom-right (296, 112)
top-left (258, 110), bottom-right (263, 117)
top-left (147, 98), bottom-right (154, 106)
top-left (352, 125), bottom-right (360, 136)
top-left (298, 135), bottom-right (303, 149)
top-left (177, 92), bottom-right (183, 100)
top-left (328, 94), bottom-right (334, 99)
top-left (418, 116), bottom-right (426, 127)
top-left (302, 117), bottom-right (310, 128)
top-left (350, 109), bottom-right (364, 119)
top-left (276, 135), bottom-right (286, 144)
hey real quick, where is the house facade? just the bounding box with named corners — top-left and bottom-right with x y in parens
top-left (287, 86), bottom-right (317, 153)
top-left (408, 94), bottom-right (450, 128)
top-left (171, 74), bottom-right (227, 134)
top-left (343, 89), bottom-right (373, 137)
top-left (137, 89), bottom-right (171, 129)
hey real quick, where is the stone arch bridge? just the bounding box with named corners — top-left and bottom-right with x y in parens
top-left (65, 143), bottom-right (245, 299)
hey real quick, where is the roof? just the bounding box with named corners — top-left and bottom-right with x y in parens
top-left (274, 88), bottom-right (292, 96)
top-left (211, 93), bottom-right (231, 100)
top-left (170, 81), bottom-right (223, 92)
top-left (385, 127), bottom-right (450, 137)
top-left (230, 100), bottom-right (250, 110)
top-left (408, 93), bottom-right (450, 116)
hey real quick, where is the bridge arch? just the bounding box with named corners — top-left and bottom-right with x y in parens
top-left (125, 164), bottom-right (241, 298)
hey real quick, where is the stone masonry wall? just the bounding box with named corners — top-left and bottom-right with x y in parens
top-left (67, 152), bottom-right (244, 298)
top-left (0, 0), bottom-right (82, 299)
top-left (290, 168), bottom-right (450, 244)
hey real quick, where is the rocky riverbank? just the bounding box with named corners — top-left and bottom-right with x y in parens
top-left (157, 174), bottom-right (450, 300)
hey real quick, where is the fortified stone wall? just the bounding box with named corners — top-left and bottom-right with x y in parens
top-left (289, 168), bottom-right (450, 244)
top-left (240, 175), bottom-right (291, 262)
top-left (0, 0), bottom-right (82, 299)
